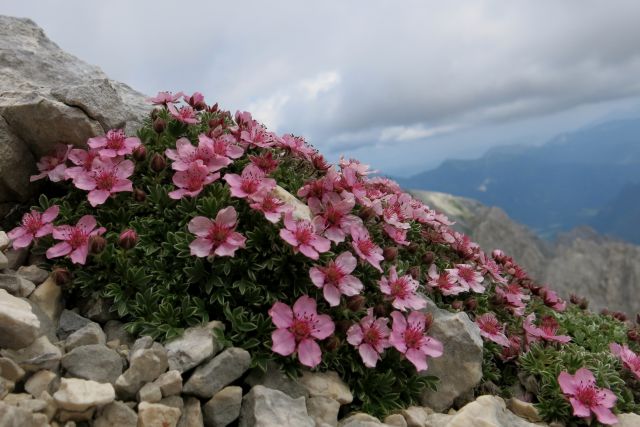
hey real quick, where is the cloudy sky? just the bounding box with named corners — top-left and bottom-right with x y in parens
top-left (3, 1), bottom-right (640, 175)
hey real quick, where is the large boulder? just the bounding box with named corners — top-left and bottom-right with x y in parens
top-left (0, 15), bottom-right (149, 213)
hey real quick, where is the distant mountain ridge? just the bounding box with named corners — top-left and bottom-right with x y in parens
top-left (397, 119), bottom-right (640, 242)
top-left (410, 190), bottom-right (640, 316)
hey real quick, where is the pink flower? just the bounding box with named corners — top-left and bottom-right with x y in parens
top-left (447, 264), bottom-right (485, 293)
top-left (87, 129), bottom-right (141, 158)
top-left (30, 144), bottom-right (71, 182)
top-left (74, 158), bottom-right (134, 207)
top-left (381, 193), bottom-right (413, 230)
top-left (347, 309), bottom-right (391, 368)
top-left (558, 368), bottom-right (618, 425)
top-left (540, 286), bottom-right (567, 312)
top-left (478, 251), bottom-right (507, 284)
top-left (8, 206), bottom-right (59, 249)
top-left (212, 134), bottom-right (244, 159)
top-left (426, 264), bottom-right (466, 296)
top-left (147, 91), bottom-right (184, 105)
top-left (309, 252), bottom-right (363, 306)
top-left (249, 151), bottom-right (279, 174)
top-left (169, 160), bottom-right (220, 200)
top-left (350, 225), bottom-right (384, 272)
top-left (390, 311), bottom-right (443, 371)
top-left (268, 296), bottom-right (335, 368)
top-left (278, 134), bottom-right (315, 159)
top-left (379, 266), bottom-right (426, 312)
top-left (165, 136), bottom-right (231, 172)
top-left (610, 343), bottom-right (640, 380)
top-left (309, 192), bottom-right (362, 243)
top-left (183, 92), bottom-right (206, 110)
top-left (188, 206), bottom-right (246, 258)
top-left (383, 224), bottom-right (410, 246)
top-left (46, 215), bottom-right (106, 265)
top-left (223, 164), bottom-right (276, 200)
top-left (168, 103), bottom-right (199, 124)
top-left (65, 148), bottom-right (100, 181)
top-left (475, 313), bottom-right (510, 347)
top-left (240, 124), bottom-right (276, 148)
top-left (523, 313), bottom-right (571, 344)
top-left (495, 283), bottom-right (529, 316)
top-left (249, 191), bottom-right (289, 223)
top-left (279, 213), bottom-right (330, 260)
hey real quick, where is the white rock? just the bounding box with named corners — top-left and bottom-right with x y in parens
top-left (239, 385), bottom-right (314, 427)
top-left (273, 186), bottom-right (311, 220)
top-left (115, 338), bottom-right (168, 399)
top-left (94, 400), bottom-right (138, 427)
top-left (307, 396), bottom-right (340, 427)
top-left (64, 322), bottom-right (107, 351)
top-left (24, 370), bottom-right (58, 397)
top-left (0, 251), bottom-right (8, 270)
top-left (138, 402), bottom-right (182, 427)
top-left (17, 265), bottom-right (50, 285)
top-left (0, 231), bottom-right (9, 251)
top-left (183, 347), bottom-right (250, 399)
top-left (298, 370), bottom-right (353, 404)
top-left (165, 321), bottom-right (224, 373)
top-left (0, 401), bottom-right (34, 427)
top-left (178, 396), bottom-right (204, 427)
top-left (445, 395), bottom-right (540, 427)
top-left (203, 386), bottom-right (242, 427)
top-left (383, 414), bottom-right (407, 427)
top-left (154, 370), bottom-right (183, 397)
top-left (53, 378), bottom-right (115, 412)
top-left (401, 406), bottom-right (433, 427)
top-left (616, 413), bottom-right (640, 427)
top-left (138, 382), bottom-right (163, 403)
top-left (0, 288), bottom-right (40, 349)
top-left (0, 357), bottom-right (26, 382)
top-left (1, 335), bottom-right (61, 372)
top-left (28, 276), bottom-right (62, 323)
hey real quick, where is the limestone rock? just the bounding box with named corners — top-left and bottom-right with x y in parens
top-left (307, 396), bottom-right (340, 427)
top-left (203, 386), bottom-right (242, 427)
top-left (0, 231), bottom-right (9, 251)
top-left (0, 288), bottom-right (40, 349)
top-left (0, 117), bottom-right (34, 203)
top-left (0, 251), bottom-right (8, 270)
top-left (616, 413), bottom-right (640, 427)
top-left (64, 322), bottom-right (106, 351)
top-left (273, 185), bottom-right (311, 220)
top-left (28, 276), bottom-right (62, 323)
top-left (0, 357), bottom-right (26, 382)
top-left (420, 300), bottom-right (483, 411)
top-left (3, 247), bottom-right (29, 270)
top-left (17, 398), bottom-right (47, 413)
top-left (94, 400), bottom-right (138, 427)
top-left (103, 320), bottom-right (135, 348)
top-left (239, 385), bottom-right (314, 427)
top-left (0, 401), bottom-right (34, 427)
top-left (1, 335), bottom-right (61, 372)
top-left (53, 378), bottom-right (115, 412)
top-left (401, 406), bottom-right (433, 427)
top-left (17, 266), bottom-right (50, 285)
top-left (164, 321), bottom-right (224, 373)
top-left (154, 370), bottom-right (183, 397)
top-left (183, 347), bottom-right (250, 399)
top-left (244, 361), bottom-right (308, 399)
top-left (299, 370), bottom-right (353, 404)
top-left (506, 398), bottom-right (542, 423)
top-left (24, 370), bottom-right (58, 397)
top-left (3, 392), bottom-right (32, 405)
top-left (338, 413), bottom-right (387, 427)
top-left (138, 401), bottom-right (182, 427)
top-left (57, 406), bottom-right (95, 422)
top-left (0, 273), bottom-right (34, 297)
top-left (178, 396), bottom-right (204, 427)
top-left (383, 414), bottom-right (407, 427)
top-left (0, 377), bottom-right (14, 399)
top-left (79, 295), bottom-right (116, 323)
top-left (56, 310), bottom-right (91, 340)
top-left (137, 382), bottom-right (162, 403)
top-left (61, 344), bottom-right (123, 384)
top-left (115, 338), bottom-right (168, 399)
top-left (444, 395), bottom-right (540, 427)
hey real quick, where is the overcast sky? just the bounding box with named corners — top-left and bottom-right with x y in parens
top-left (3, 1), bottom-right (640, 176)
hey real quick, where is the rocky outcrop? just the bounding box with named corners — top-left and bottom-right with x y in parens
top-left (411, 190), bottom-right (640, 315)
top-left (0, 15), bottom-right (149, 218)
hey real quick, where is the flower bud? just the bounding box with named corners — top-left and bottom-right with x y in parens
top-left (150, 153), bottom-right (166, 172)
top-left (132, 144), bottom-right (147, 161)
top-left (335, 320), bottom-right (352, 335)
top-left (133, 188), bottom-right (146, 202)
top-left (346, 295), bottom-right (366, 312)
top-left (186, 92), bottom-right (207, 110)
top-left (451, 300), bottom-right (463, 310)
top-left (325, 336), bottom-right (341, 352)
top-left (407, 243), bottom-right (419, 254)
top-left (153, 118), bottom-right (166, 133)
top-left (312, 154), bottom-right (331, 171)
top-left (150, 108), bottom-right (160, 121)
top-left (507, 268), bottom-right (516, 276)
top-left (209, 117), bottom-right (224, 130)
top-left (358, 207), bottom-right (377, 221)
top-left (119, 229), bottom-right (138, 250)
top-left (578, 299), bottom-right (589, 310)
top-left (423, 312), bottom-right (434, 331)
top-left (207, 102), bottom-right (219, 113)
top-left (89, 235), bottom-right (107, 254)
top-left (383, 247), bottom-right (398, 262)
top-left (52, 267), bottom-right (72, 286)
top-left (408, 266), bottom-right (421, 280)
top-left (627, 328), bottom-right (640, 342)
top-left (569, 294), bottom-right (580, 305)
top-left (464, 298), bottom-right (478, 311)
top-left (613, 311), bottom-right (628, 322)
top-left (374, 303), bottom-right (388, 317)
top-left (421, 251), bottom-right (435, 265)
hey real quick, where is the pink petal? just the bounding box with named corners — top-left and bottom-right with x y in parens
top-left (569, 397), bottom-right (592, 418)
top-left (77, 215), bottom-right (97, 231)
top-left (190, 238), bottom-right (213, 257)
top-left (216, 206), bottom-right (237, 227)
top-left (339, 275), bottom-right (363, 296)
top-left (88, 190), bottom-right (110, 207)
top-left (335, 251), bottom-right (357, 273)
top-left (46, 242), bottom-right (72, 259)
top-left (299, 244), bottom-right (320, 260)
top-left (598, 388), bottom-right (618, 408)
top-left (406, 348), bottom-right (428, 371)
top-left (11, 233), bottom-right (34, 249)
top-left (324, 227), bottom-right (345, 243)
top-left (269, 302), bottom-right (293, 328)
top-left (574, 368), bottom-right (596, 386)
top-left (420, 336), bottom-right (444, 358)
top-left (293, 295), bottom-right (317, 317)
top-left (87, 136), bottom-right (106, 148)
top-left (35, 223), bottom-right (54, 238)
top-left (70, 244), bottom-right (89, 264)
top-left (359, 344), bottom-right (380, 368)
top-left (298, 338), bottom-right (322, 368)
top-left (271, 329), bottom-right (296, 356)
top-left (347, 324), bottom-right (364, 346)
top-left (279, 229), bottom-right (299, 247)
top-left (323, 284), bottom-right (341, 307)
top-left (312, 314), bottom-right (335, 340)
top-left (311, 236), bottom-right (331, 253)
top-left (41, 205), bottom-right (60, 222)
top-left (558, 371), bottom-right (578, 395)
top-left (591, 405), bottom-right (618, 425)
top-left (7, 226), bottom-right (26, 240)
top-left (74, 174), bottom-right (97, 191)
top-left (309, 267), bottom-right (326, 288)
top-left (188, 217), bottom-right (213, 236)
top-left (52, 225), bottom-right (72, 240)
top-left (222, 173), bottom-right (242, 187)
top-left (390, 331), bottom-right (407, 353)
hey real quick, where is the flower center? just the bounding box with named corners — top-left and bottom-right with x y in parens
top-left (357, 239), bottom-right (374, 256)
top-left (290, 319), bottom-right (312, 342)
top-left (458, 266), bottom-right (476, 282)
top-left (207, 224), bottom-right (230, 243)
top-left (22, 213), bottom-right (43, 235)
top-left (294, 225), bottom-right (313, 245)
top-left (575, 385), bottom-right (598, 407)
top-left (106, 130), bottom-right (126, 150)
top-left (403, 326), bottom-right (423, 349)
top-left (324, 264), bottom-right (343, 285)
top-left (95, 170), bottom-right (117, 190)
top-left (325, 206), bottom-right (343, 225)
top-left (68, 227), bottom-right (88, 249)
top-left (479, 317), bottom-right (500, 335)
top-left (390, 278), bottom-right (410, 299)
top-left (363, 327), bottom-right (382, 346)
top-left (240, 178), bottom-right (260, 195)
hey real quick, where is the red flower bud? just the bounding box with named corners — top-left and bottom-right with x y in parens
top-left (408, 266), bottom-right (421, 280)
top-left (119, 229), bottom-right (138, 250)
top-left (383, 247), bottom-right (398, 262)
top-left (424, 312), bottom-right (434, 331)
top-left (374, 303), bottom-right (388, 317)
top-left (421, 251), bottom-right (435, 265)
top-left (150, 153), bottom-right (166, 172)
top-left (465, 298), bottom-right (478, 311)
top-left (312, 154), bottom-right (331, 171)
top-left (325, 336), bottom-right (341, 352)
top-left (132, 144), bottom-right (147, 161)
top-left (627, 328), bottom-right (640, 342)
top-left (150, 108), bottom-right (160, 121)
top-left (346, 295), bottom-right (366, 312)
top-left (133, 188), bottom-right (146, 202)
top-left (451, 300), bottom-right (463, 310)
top-left (89, 235), bottom-right (107, 254)
top-left (52, 267), bottom-right (72, 286)
top-left (358, 207), bottom-right (377, 221)
top-left (153, 118), bottom-right (166, 133)
top-left (407, 243), bottom-right (419, 254)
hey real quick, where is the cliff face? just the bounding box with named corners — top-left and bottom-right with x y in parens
top-left (0, 16), bottom-right (149, 219)
top-left (411, 190), bottom-right (640, 316)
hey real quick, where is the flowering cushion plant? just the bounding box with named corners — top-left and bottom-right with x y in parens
top-left (9, 91), bottom-right (640, 422)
